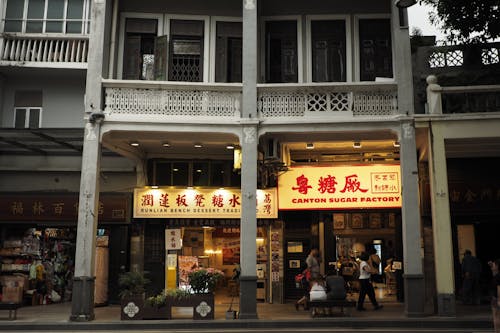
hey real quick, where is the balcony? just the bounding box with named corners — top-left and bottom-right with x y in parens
top-left (0, 34), bottom-right (88, 68)
top-left (258, 82), bottom-right (398, 120)
top-left (103, 80), bottom-right (242, 122)
top-left (103, 80), bottom-right (398, 123)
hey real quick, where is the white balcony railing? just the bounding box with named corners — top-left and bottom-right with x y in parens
top-left (103, 80), bottom-right (242, 119)
top-left (426, 75), bottom-right (500, 114)
top-left (257, 82), bottom-right (398, 118)
top-left (0, 34), bottom-right (88, 66)
top-left (102, 80), bottom-right (398, 121)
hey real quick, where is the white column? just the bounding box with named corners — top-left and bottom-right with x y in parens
top-left (428, 123), bottom-right (455, 316)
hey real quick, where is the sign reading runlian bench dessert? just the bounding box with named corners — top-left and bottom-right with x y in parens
top-left (134, 187), bottom-right (277, 218)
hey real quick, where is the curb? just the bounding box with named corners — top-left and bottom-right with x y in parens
top-left (0, 318), bottom-right (493, 331)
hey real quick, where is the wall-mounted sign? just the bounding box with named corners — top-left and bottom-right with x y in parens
top-left (0, 193), bottom-right (130, 223)
top-left (278, 165), bottom-right (401, 210)
top-left (134, 188), bottom-right (277, 219)
top-left (165, 229), bottom-right (182, 250)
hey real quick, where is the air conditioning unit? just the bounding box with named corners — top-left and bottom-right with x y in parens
top-left (263, 138), bottom-right (280, 160)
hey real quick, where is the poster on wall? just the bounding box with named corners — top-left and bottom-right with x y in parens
top-left (178, 256), bottom-right (198, 287)
top-left (270, 230), bottom-right (282, 282)
top-left (222, 239), bottom-right (240, 265)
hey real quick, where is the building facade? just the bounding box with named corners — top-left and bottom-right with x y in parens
top-left (7, 0), bottom-right (497, 322)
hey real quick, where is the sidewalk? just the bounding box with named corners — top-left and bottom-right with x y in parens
top-left (0, 300), bottom-right (495, 331)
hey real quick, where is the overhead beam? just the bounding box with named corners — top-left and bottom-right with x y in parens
top-left (31, 131), bottom-right (83, 153)
top-left (0, 136), bottom-right (47, 155)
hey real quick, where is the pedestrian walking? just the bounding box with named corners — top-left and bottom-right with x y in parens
top-left (357, 251), bottom-right (383, 311)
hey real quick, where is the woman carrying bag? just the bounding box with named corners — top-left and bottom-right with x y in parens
top-left (357, 251), bottom-right (383, 311)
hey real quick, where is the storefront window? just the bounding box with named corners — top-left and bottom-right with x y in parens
top-left (150, 160), bottom-right (239, 187)
top-left (172, 162), bottom-right (189, 186)
top-left (193, 162), bottom-right (209, 186)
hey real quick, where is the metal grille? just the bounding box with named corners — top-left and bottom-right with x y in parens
top-left (170, 55), bottom-right (202, 82)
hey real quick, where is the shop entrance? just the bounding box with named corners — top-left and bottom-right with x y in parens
top-left (284, 237), bottom-right (311, 300)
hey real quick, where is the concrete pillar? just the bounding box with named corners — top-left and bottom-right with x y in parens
top-left (239, 0), bottom-right (258, 319)
top-left (428, 123), bottom-right (455, 316)
top-left (400, 121), bottom-right (425, 317)
top-left (70, 0), bottom-right (107, 322)
top-left (391, 2), bottom-right (425, 317)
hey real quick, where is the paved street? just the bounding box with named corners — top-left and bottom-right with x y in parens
top-left (0, 329), bottom-right (495, 333)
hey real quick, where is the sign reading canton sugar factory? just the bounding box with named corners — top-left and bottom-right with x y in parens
top-left (278, 165), bottom-right (401, 210)
top-left (134, 188), bottom-right (277, 218)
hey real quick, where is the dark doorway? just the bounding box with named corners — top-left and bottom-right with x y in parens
top-left (107, 225), bottom-right (129, 304)
top-left (144, 222), bottom-right (166, 296)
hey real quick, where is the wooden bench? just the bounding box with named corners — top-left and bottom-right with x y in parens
top-left (0, 303), bottom-right (22, 320)
top-left (307, 299), bottom-right (356, 317)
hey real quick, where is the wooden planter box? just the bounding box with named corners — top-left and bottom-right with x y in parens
top-left (120, 296), bottom-right (144, 320)
top-left (166, 294), bottom-right (215, 320)
top-left (142, 304), bottom-right (169, 320)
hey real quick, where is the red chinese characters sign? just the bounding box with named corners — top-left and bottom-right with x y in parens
top-left (133, 188), bottom-right (278, 219)
top-left (278, 165), bottom-right (401, 210)
top-left (0, 193), bottom-right (130, 222)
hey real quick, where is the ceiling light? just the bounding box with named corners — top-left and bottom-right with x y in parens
top-left (306, 143), bottom-right (314, 150)
top-left (394, 0), bottom-right (416, 8)
top-left (393, 141), bottom-right (401, 148)
top-left (353, 141), bottom-right (362, 149)
top-left (226, 144), bottom-right (235, 150)
top-left (129, 141), bottom-right (139, 147)
top-left (162, 142), bottom-right (171, 147)
top-left (151, 185), bottom-right (159, 189)
top-left (196, 169), bottom-right (202, 173)
top-left (194, 143), bottom-right (203, 148)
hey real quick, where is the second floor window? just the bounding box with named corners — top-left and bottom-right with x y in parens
top-left (311, 20), bottom-right (346, 82)
top-left (14, 90), bottom-right (43, 129)
top-left (359, 18), bottom-right (392, 81)
top-left (265, 20), bottom-right (298, 83)
top-left (3, 0), bottom-right (90, 34)
top-left (168, 20), bottom-right (204, 82)
top-left (122, 18), bottom-right (158, 80)
top-left (14, 107), bottom-right (42, 129)
top-left (215, 21), bottom-right (242, 83)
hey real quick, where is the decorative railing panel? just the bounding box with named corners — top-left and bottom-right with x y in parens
top-left (0, 34), bottom-right (88, 64)
top-left (258, 83), bottom-right (397, 118)
top-left (103, 81), bottom-right (242, 118)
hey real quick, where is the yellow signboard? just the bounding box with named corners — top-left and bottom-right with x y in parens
top-left (134, 187), bottom-right (277, 219)
top-left (278, 165), bottom-right (401, 210)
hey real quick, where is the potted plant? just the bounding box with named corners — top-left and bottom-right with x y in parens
top-left (118, 271), bottom-right (150, 320)
top-left (187, 268), bottom-right (224, 294)
top-left (143, 289), bottom-right (191, 320)
top-left (165, 268), bottom-right (223, 320)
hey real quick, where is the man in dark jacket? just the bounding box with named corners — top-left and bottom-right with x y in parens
top-left (461, 249), bottom-right (482, 305)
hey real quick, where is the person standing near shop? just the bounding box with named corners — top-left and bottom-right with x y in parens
top-left (488, 259), bottom-right (500, 301)
top-left (306, 248), bottom-right (321, 280)
top-left (461, 249), bottom-right (482, 305)
top-left (295, 248), bottom-right (320, 310)
top-left (357, 251), bottom-right (383, 311)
